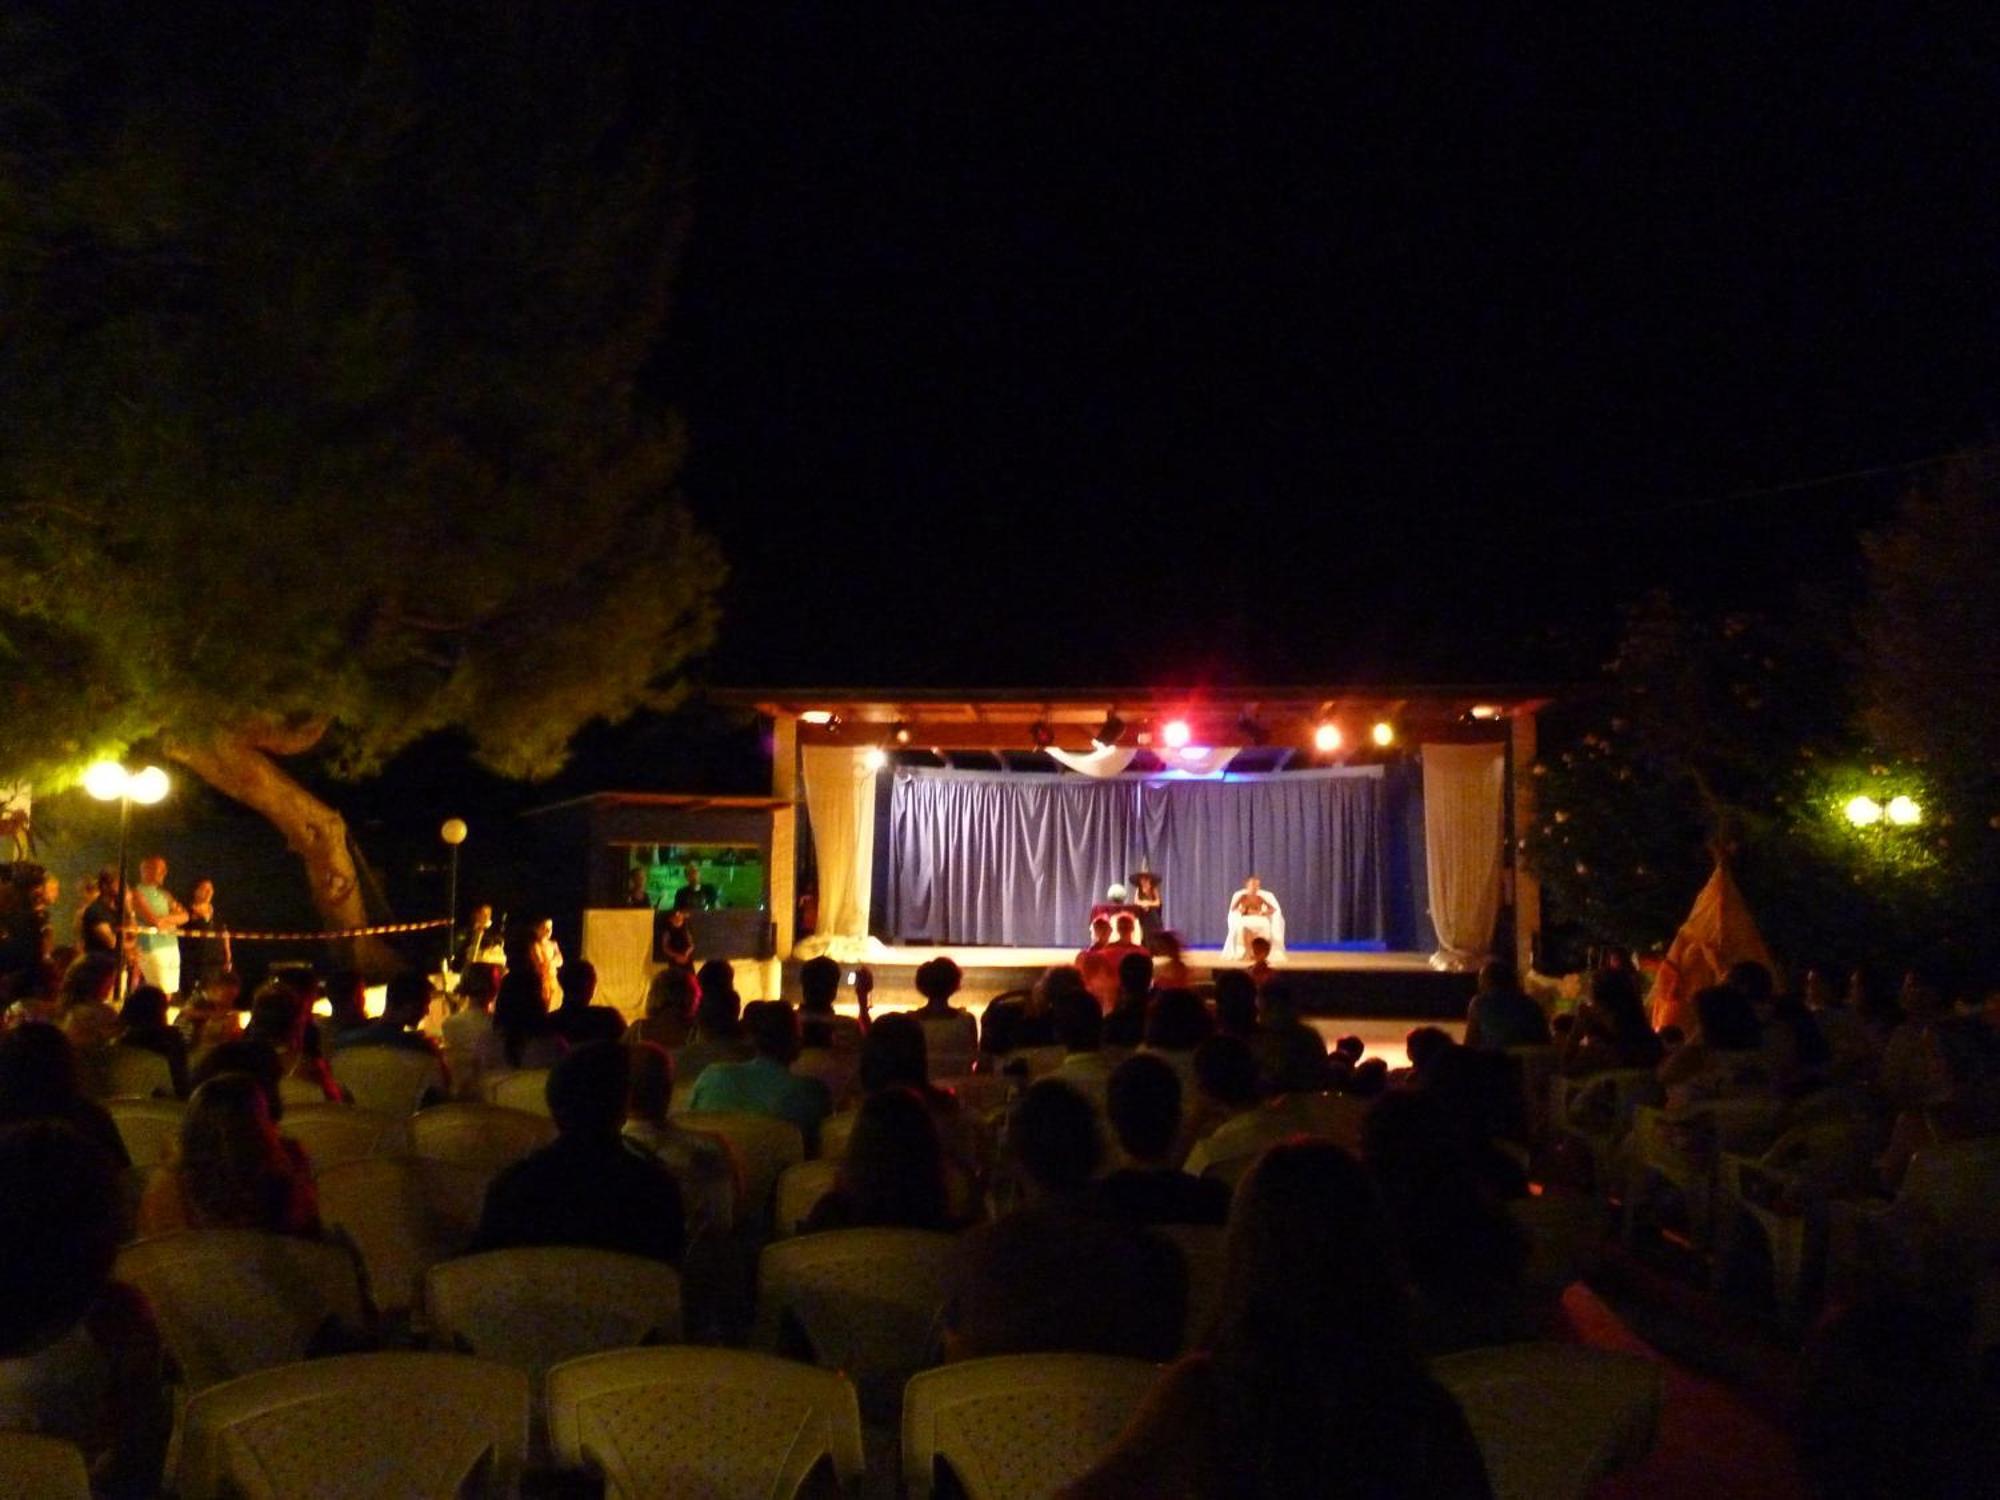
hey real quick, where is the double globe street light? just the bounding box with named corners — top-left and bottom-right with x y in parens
top-left (82, 760), bottom-right (172, 999)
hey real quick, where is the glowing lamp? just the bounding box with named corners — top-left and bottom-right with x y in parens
top-left (862, 747), bottom-right (889, 771)
top-left (891, 722), bottom-right (913, 745)
top-left (126, 766), bottom-right (170, 805)
top-left (1161, 719), bottom-right (1192, 749)
top-left (1371, 722), bottom-right (1396, 748)
top-left (1469, 705), bottom-right (1500, 720)
top-left (1886, 795), bottom-right (1922, 826)
top-left (440, 818), bottom-right (469, 846)
top-left (1313, 723), bottom-right (1342, 753)
top-left (82, 761), bottom-right (130, 801)
top-left (800, 710), bottom-right (835, 726)
top-left (1844, 795), bottom-right (1884, 827)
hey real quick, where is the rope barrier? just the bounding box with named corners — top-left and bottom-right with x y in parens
top-left (124, 918), bottom-right (450, 941)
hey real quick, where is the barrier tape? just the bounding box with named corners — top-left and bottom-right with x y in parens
top-left (124, 918), bottom-right (450, 941)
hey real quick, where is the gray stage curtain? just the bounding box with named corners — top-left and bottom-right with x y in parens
top-left (885, 766), bottom-right (1386, 947)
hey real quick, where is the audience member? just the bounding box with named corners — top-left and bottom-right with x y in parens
top-left (945, 1079), bottom-right (1185, 1363)
top-left (802, 1085), bottom-right (955, 1232)
top-left (911, 956), bottom-right (979, 1077)
top-left (797, 956), bottom-right (864, 1052)
top-left (1211, 970), bottom-right (1259, 1042)
top-left (484, 967), bottom-right (569, 1073)
top-left (0, 1121), bottom-right (169, 1496)
top-left (623, 1042), bottom-right (738, 1247)
top-left (1104, 954), bottom-right (1153, 1050)
top-left (318, 969), bottom-right (369, 1045)
top-left (550, 960), bottom-right (626, 1047)
top-left (1058, 1141), bottom-right (1490, 1498)
top-left (1248, 980), bottom-right (1328, 1095)
top-left (673, 974), bottom-right (751, 1087)
top-left (858, 1012), bottom-right (983, 1215)
top-left (981, 966), bottom-right (1068, 1058)
top-left (474, 1042), bottom-right (684, 1263)
top-left (0, 1024), bottom-right (129, 1167)
top-left (688, 1000), bottom-right (833, 1153)
top-left (138, 1073), bottom-right (320, 1237)
top-left (1093, 1054), bottom-right (1229, 1227)
top-left (1181, 1034), bottom-right (1261, 1154)
top-left (627, 965), bottom-right (697, 1051)
top-left (332, 971), bottom-right (450, 1101)
top-left (1146, 929), bottom-right (1191, 989)
top-left (1246, 935), bottom-right (1275, 990)
top-left (1053, 987), bottom-right (1114, 1097)
top-left (444, 962), bottom-right (501, 1056)
top-left (116, 984), bottom-right (190, 1098)
top-left (1658, 984), bottom-right (1769, 1108)
top-left (1560, 967), bottom-right (1663, 1075)
top-left (244, 983), bottom-right (341, 1102)
top-left (1462, 960), bottom-right (1551, 1050)
top-left (1401, 1025), bottom-right (1456, 1084)
top-left (58, 952), bottom-right (123, 1050)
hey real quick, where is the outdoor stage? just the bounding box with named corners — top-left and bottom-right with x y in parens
top-left (792, 943), bottom-right (1477, 1021)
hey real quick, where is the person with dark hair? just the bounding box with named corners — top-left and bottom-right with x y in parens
top-left (443, 962), bottom-right (503, 1089)
top-left (482, 967), bottom-right (569, 1073)
top-left (551, 960), bottom-right (626, 1047)
top-left (674, 970), bottom-right (751, 1087)
top-left (475, 1042), bottom-right (684, 1263)
top-left (1463, 960), bottom-right (1550, 1050)
top-left (1144, 987), bottom-right (1213, 1053)
top-left (802, 1086), bottom-right (955, 1233)
top-left (139, 1072), bottom-right (320, 1237)
top-left (1401, 1025), bottom-right (1456, 1084)
top-left (856, 1012), bottom-right (983, 1218)
top-left (912, 956), bottom-right (979, 1077)
top-left (1104, 953), bottom-right (1154, 1050)
top-left (980, 965), bottom-right (1068, 1058)
top-left (1248, 980), bottom-right (1328, 1095)
top-left (1560, 967), bottom-right (1663, 1075)
top-left (332, 970), bottom-right (450, 1100)
top-left (0, 1121), bottom-right (170, 1495)
top-left (76, 869), bottom-right (121, 957)
top-left (1053, 987), bottom-right (1113, 1100)
top-left (1130, 871), bottom-right (1164, 941)
top-left (797, 956), bottom-right (864, 1052)
top-left (858, 1012), bottom-right (933, 1097)
top-left (1094, 1055), bottom-right (1229, 1227)
top-left (0, 1023), bottom-right (129, 1167)
top-left (244, 983), bottom-right (341, 1103)
top-left (628, 965), bottom-right (697, 1051)
top-left (189, 1035), bottom-right (289, 1123)
top-left (1658, 984), bottom-right (1769, 1107)
top-left (1057, 1141), bottom-right (1491, 1499)
top-left (1181, 1034), bottom-right (1261, 1154)
top-left (688, 1000), bottom-right (833, 1152)
top-left (1211, 970), bottom-right (1259, 1043)
top-left (118, 984), bottom-right (190, 1097)
top-left (59, 950), bottom-right (123, 1049)
top-left (1146, 929), bottom-right (1191, 989)
top-left (945, 1080), bottom-right (1186, 1363)
top-left (624, 1042), bottom-right (738, 1248)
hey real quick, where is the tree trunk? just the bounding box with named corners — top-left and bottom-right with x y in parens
top-left (165, 728), bottom-right (397, 974)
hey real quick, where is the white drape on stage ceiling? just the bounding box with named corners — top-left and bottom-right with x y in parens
top-left (1044, 744), bottom-right (1138, 777)
top-left (1421, 742), bottom-right (1506, 971)
top-left (799, 746), bottom-right (878, 962)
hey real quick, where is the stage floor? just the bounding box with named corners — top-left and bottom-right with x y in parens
top-left (856, 944), bottom-right (1435, 973)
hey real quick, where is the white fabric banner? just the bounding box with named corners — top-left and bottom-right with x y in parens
top-left (1045, 744), bottom-right (1138, 777)
top-left (581, 908), bottom-right (655, 1020)
top-left (1421, 742), bottom-right (1506, 971)
top-left (798, 747), bottom-right (879, 962)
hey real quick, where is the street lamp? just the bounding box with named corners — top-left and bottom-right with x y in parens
top-left (440, 818), bottom-right (468, 974)
top-left (83, 759), bottom-right (171, 998)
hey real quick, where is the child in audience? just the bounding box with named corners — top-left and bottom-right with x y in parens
top-left (139, 1072), bottom-right (320, 1237)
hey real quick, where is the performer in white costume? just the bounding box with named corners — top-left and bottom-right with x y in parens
top-left (1222, 875), bottom-right (1286, 961)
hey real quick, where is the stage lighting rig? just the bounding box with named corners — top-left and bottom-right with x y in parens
top-left (1161, 718), bottom-right (1192, 749)
top-left (1312, 722), bottom-right (1342, 754)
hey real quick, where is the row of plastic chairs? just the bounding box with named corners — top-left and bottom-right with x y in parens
top-left (133, 1335), bottom-right (1662, 1500)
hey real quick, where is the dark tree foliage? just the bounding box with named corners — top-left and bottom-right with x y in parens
top-left (0, 2), bottom-right (719, 933)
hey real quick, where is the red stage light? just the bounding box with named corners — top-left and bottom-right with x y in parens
top-left (1161, 718), bottom-right (1192, 749)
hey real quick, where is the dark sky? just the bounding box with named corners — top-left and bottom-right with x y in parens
top-left (663, 8), bottom-right (1999, 688)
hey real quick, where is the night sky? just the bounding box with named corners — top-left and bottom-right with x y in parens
top-left (662, 8), bottom-right (2000, 688)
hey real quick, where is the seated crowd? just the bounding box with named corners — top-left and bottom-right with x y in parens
top-left (0, 922), bottom-right (1996, 1497)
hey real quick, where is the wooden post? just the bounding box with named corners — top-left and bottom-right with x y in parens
top-left (1511, 710), bottom-right (1541, 974)
top-left (769, 714), bottom-right (799, 966)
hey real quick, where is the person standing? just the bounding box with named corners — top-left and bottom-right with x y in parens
top-left (455, 903), bottom-right (503, 971)
top-left (673, 861), bottom-right (717, 912)
top-left (178, 878), bottom-right (232, 999)
top-left (77, 870), bottom-right (121, 957)
top-left (127, 857), bottom-right (186, 998)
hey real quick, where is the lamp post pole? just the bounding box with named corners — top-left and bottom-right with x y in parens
top-left (440, 818), bottom-right (469, 976)
top-left (112, 792), bottom-right (132, 1001)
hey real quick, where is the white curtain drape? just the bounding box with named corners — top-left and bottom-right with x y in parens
top-left (580, 908), bottom-right (654, 1019)
top-left (1045, 744), bottom-right (1138, 777)
top-left (1421, 742), bottom-right (1506, 971)
top-left (799, 747), bottom-right (878, 962)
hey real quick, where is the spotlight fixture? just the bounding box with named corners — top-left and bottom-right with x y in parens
top-left (1161, 718), bottom-right (1192, 750)
top-left (1093, 711), bottom-right (1126, 748)
top-left (1886, 795), bottom-right (1922, 826)
top-left (1468, 704), bottom-right (1501, 721)
top-left (800, 710), bottom-right (835, 726)
top-left (1313, 722), bottom-right (1342, 754)
top-left (863, 746), bottom-right (889, 772)
top-left (1029, 721), bottom-right (1056, 749)
top-left (1371, 721), bottom-right (1396, 748)
top-left (891, 721), bottom-right (912, 746)
top-left (1234, 711), bottom-right (1269, 746)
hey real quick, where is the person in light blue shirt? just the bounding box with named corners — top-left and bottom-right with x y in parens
top-left (687, 999), bottom-right (832, 1153)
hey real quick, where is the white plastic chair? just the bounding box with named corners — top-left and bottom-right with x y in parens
top-left (1710, 1114), bottom-right (1878, 1322)
top-left (1620, 1097), bottom-right (1786, 1245)
top-left (427, 1247), bottom-right (683, 1391)
top-left (277, 1075), bottom-right (331, 1110)
top-left (281, 1104), bottom-right (409, 1176)
top-left (678, 1111), bottom-right (805, 1231)
top-left (773, 1158), bottom-right (839, 1237)
top-left (408, 1102), bottom-right (555, 1177)
top-left (328, 1045), bottom-right (445, 1116)
top-left (484, 1069), bottom-right (554, 1117)
top-left (1828, 1135), bottom-right (2000, 1347)
top-left (176, 1351), bottom-right (528, 1499)
top-left (1431, 1342), bottom-right (1663, 1500)
top-left (901, 1353), bottom-right (1162, 1500)
top-left (0, 1432), bottom-right (91, 1498)
top-left (86, 1044), bottom-right (176, 1100)
top-left (107, 1096), bottom-right (185, 1168)
top-left (755, 1227), bottom-right (957, 1421)
top-left (1153, 1222), bottom-right (1227, 1353)
top-left (113, 1229), bottom-right (371, 1394)
top-left (317, 1156), bottom-right (488, 1320)
top-left (1550, 1069), bottom-right (1663, 1194)
top-left (546, 1346), bottom-right (864, 1499)
top-left (817, 1109), bottom-right (857, 1161)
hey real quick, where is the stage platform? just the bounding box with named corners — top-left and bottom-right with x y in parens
top-left (788, 943), bottom-right (1475, 1022)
